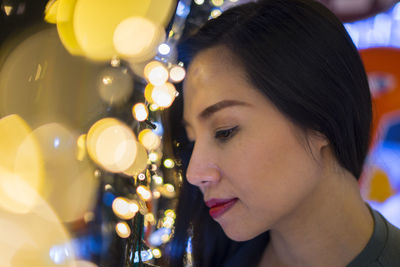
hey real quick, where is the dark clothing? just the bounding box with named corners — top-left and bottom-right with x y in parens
top-left (223, 208), bottom-right (400, 267)
top-left (348, 208), bottom-right (400, 267)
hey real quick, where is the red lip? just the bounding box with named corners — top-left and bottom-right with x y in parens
top-left (205, 198), bottom-right (238, 219)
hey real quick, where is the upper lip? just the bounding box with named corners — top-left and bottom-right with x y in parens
top-left (205, 198), bottom-right (237, 208)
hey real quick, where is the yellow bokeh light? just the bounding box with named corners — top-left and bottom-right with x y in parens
top-left (0, 190), bottom-right (76, 266)
top-left (163, 159), bottom-right (175, 168)
top-left (132, 103), bottom-right (148, 122)
top-left (76, 134), bottom-right (86, 161)
top-left (169, 65), bottom-right (186, 83)
top-left (151, 83), bottom-right (177, 108)
top-left (152, 248), bottom-right (162, 258)
top-left (137, 185), bottom-right (152, 201)
top-left (211, 0), bottom-right (224, 7)
top-left (138, 129), bottom-right (161, 151)
top-left (144, 213), bottom-right (155, 225)
top-left (123, 142), bottom-right (148, 177)
top-left (113, 16), bottom-right (164, 61)
top-left (148, 152), bottom-right (158, 162)
top-left (194, 0), bottom-right (205, 5)
top-left (162, 216), bottom-right (174, 228)
top-left (44, 0), bottom-right (59, 24)
top-left (161, 233), bottom-right (170, 243)
top-left (0, 114), bottom-right (44, 214)
top-left (112, 197), bottom-right (137, 220)
top-left (129, 201), bottom-right (139, 213)
top-left (31, 123), bottom-right (98, 223)
top-left (152, 175), bottom-right (163, 185)
top-left (149, 103), bottom-right (159, 111)
top-left (86, 118), bottom-right (138, 173)
top-left (152, 190), bottom-right (161, 199)
top-left (144, 83), bottom-right (155, 103)
top-left (210, 8), bottom-right (222, 18)
top-left (165, 209), bottom-right (176, 219)
top-left (165, 184), bottom-right (175, 193)
top-left (116, 221), bottom-right (131, 238)
top-left (144, 61), bottom-right (169, 86)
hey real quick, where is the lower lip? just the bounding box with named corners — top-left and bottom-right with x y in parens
top-left (209, 199), bottom-right (238, 219)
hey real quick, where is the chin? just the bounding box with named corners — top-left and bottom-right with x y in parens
top-left (222, 226), bottom-right (263, 242)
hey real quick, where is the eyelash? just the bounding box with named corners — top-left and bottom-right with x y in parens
top-left (214, 126), bottom-right (239, 142)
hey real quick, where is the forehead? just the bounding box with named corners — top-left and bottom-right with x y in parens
top-left (183, 47), bottom-right (253, 112)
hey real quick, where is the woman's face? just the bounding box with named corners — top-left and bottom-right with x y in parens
top-left (183, 47), bottom-right (327, 241)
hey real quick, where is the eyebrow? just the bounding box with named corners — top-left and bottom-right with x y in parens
top-left (183, 99), bottom-right (251, 126)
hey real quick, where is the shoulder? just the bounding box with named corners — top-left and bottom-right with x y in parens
top-left (378, 217), bottom-right (400, 266)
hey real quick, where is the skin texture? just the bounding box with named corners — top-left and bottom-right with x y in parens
top-left (183, 46), bottom-right (374, 266)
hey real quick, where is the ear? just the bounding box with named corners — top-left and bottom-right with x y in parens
top-left (308, 130), bottom-right (329, 156)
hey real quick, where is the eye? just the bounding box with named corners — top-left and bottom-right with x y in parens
top-left (214, 126), bottom-right (239, 141)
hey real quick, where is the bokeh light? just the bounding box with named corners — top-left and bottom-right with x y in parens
top-left (158, 43), bottom-right (171, 55)
top-left (211, 0), bottom-right (224, 7)
top-left (0, 190), bottom-right (75, 266)
top-left (116, 221), bottom-right (131, 238)
top-left (152, 175), bottom-right (163, 185)
top-left (122, 142), bottom-right (148, 177)
top-left (169, 65), bottom-right (186, 83)
top-left (86, 118), bottom-right (138, 173)
top-left (31, 123), bottom-right (97, 222)
top-left (97, 67), bottom-right (134, 106)
top-left (132, 103), bottom-right (148, 122)
top-left (163, 158), bottom-right (175, 168)
top-left (0, 114), bottom-right (43, 214)
top-left (194, 0), bottom-right (205, 5)
top-left (112, 197), bottom-right (137, 220)
top-left (210, 8), bottom-right (222, 19)
top-left (138, 129), bottom-right (161, 151)
top-left (151, 83), bottom-right (177, 108)
top-left (137, 185), bottom-right (152, 201)
top-left (144, 61), bottom-right (169, 86)
top-left (152, 248), bottom-right (162, 258)
top-left (113, 16), bottom-right (165, 62)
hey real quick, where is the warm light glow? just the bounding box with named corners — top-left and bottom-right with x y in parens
top-left (132, 103), bottom-right (148, 122)
top-left (165, 184), bottom-right (175, 193)
top-left (152, 175), bottom-right (163, 185)
top-left (145, 213), bottom-right (155, 225)
top-left (44, 0), bottom-right (59, 23)
top-left (112, 197), bottom-right (137, 220)
top-left (138, 129), bottom-right (161, 151)
top-left (149, 152), bottom-right (158, 162)
top-left (86, 118), bottom-right (138, 173)
top-left (152, 248), bottom-right (162, 258)
top-left (152, 190), bottom-right (161, 199)
top-left (151, 83), bottom-right (177, 108)
top-left (149, 103), bottom-right (159, 111)
top-left (158, 43), bottom-right (171, 55)
top-left (144, 83), bottom-right (155, 103)
top-left (163, 159), bottom-right (175, 168)
top-left (137, 185), bottom-right (152, 201)
top-left (76, 134), bottom-right (86, 161)
top-left (194, 0), bottom-right (205, 5)
top-left (144, 61), bottom-right (169, 86)
top-left (210, 8), bottom-right (222, 18)
top-left (97, 67), bottom-right (134, 106)
top-left (129, 201), bottom-right (139, 213)
top-left (123, 142), bottom-right (148, 176)
top-left (162, 216), bottom-right (174, 228)
top-left (116, 222), bottom-right (131, 238)
top-left (113, 16), bottom-right (161, 60)
top-left (138, 173), bottom-right (146, 181)
top-left (161, 234), bottom-right (171, 243)
top-left (211, 0), bottom-right (224, 7)
top-left (169, 65), bottom-right (186, 83)
top-left (0, 114), bottom-right (43, 214)
top-left (165, 209), bottom-right (176, 219)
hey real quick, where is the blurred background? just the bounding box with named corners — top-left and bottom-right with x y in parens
top-left (0, 0), bottom-right (399, 266)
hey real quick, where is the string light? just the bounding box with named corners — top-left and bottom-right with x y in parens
top-left (152, 175), bottom-right (163, 185)
top-left (210, 8), bottom-right (222, 19)
top-left (152, 248), bottom-right (162, 258)
top-left (151, 83), bottom-right (177, 108)
top-left (158, 43), bottom-right (171, 55)
top-left (116, 222), bottom-right (131, 238)
top-left (211, 0), bottom-right (224, 7)
top-left (163, 159), bottom-right (175, 168)
top-left (169, 65), bottom-right (186, 82)
top-left (132, 103), bottom-right (148, 122)
top-left (112, 197), bottom-right (137, 220)
top-left (137, 185), bottom-right (152, 201)
top-left (144, 61), bottom-right (169, 86)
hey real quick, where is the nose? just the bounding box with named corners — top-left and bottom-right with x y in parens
top-left (186, 141), bottom-right (221, 188)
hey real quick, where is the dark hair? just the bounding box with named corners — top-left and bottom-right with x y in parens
top-left (167, 0), bottom-right (372, 266)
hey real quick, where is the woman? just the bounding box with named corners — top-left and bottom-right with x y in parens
top-left (166, 0), bottom-right (400, 266)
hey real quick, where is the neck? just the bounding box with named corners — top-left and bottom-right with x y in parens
top-left (259, 164), bottom-right (373, 267)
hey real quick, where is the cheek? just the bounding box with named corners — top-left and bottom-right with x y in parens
top-left (226, 129), bottom-right (321, 210)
